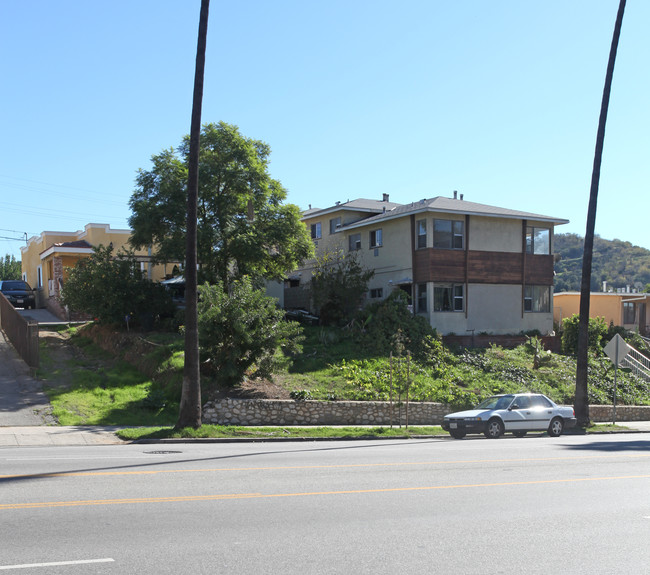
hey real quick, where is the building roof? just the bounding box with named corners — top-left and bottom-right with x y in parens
top-left (302, 198), bottom-right (402, 220)
top-left (342, 196), bottom-right (569, 230)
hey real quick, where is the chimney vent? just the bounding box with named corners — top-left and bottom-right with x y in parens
top-left (382, 193), bottom-right (389, 202)
top-left (460, 194), bottom-right (464, 201)
top-left (453, 190), bottom-right (458, 199)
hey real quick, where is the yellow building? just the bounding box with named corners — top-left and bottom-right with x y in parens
top-left (290, 193), bottom-right (569, 335)
top-left (21, 223), bottom-right (174, 319)
top-left (553, 291), bottom-right (650, 335)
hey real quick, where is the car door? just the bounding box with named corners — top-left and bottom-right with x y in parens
top-left (503, 395), bottom-right (533, 431)
top-left (528, 394), bottom-right (555, 430)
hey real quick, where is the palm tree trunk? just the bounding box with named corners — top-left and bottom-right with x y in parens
top-left (575, 0), bottom-right (626, 426)
top-left (177, 0), bottom-right (210, 429)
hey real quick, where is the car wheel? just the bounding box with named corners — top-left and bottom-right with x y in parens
top-left (484, 418), bottom-right (504, 439)
top-left (513, 431), bottom-right (527, 438)
top-left (450, 430), bottom-right (466, 439)
top-left (548, 417), bottom-right (564, 437)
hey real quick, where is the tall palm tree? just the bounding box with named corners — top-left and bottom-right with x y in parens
top-left (177, 0), bottom-right (210, 429)
top-left (575, 0), bottom-right (626, 426)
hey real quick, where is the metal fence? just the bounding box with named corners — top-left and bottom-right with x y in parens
top-left (0, 292), bottom-right (39, 369)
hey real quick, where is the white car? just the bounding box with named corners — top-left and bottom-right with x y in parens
top-left (442, 393), bottom-right (577, 439)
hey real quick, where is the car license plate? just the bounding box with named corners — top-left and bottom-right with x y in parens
top-left (450, 423), bottom-right (457, 429)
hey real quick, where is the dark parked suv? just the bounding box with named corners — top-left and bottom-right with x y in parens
top-left (0, 280), bottom-right (36, 309)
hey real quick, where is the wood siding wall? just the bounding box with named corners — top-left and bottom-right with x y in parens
top-left (413, 249), bottom-right (554, 285)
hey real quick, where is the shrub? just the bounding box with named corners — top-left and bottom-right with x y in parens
top-left (561, 314), bottom-right (608, 356)
top-left (359, 291), bottom-right (437, 360)
top-left (62, 244), bottom-right (175, 328)
top-left (198, 278), bottom-right (304, 387)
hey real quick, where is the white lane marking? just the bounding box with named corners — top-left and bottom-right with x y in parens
top-left (0, 558), bottom-right (115, 570)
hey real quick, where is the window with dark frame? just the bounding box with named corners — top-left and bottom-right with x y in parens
top-left (434, 283), bottom-right (464, 312)
top-left (525, 226), bottom-right (550, 255)
top-left (311, 222), bottom-right (322, 239)
top-left (348, 233), bottom-right (361, 251)
top-left (329, 217), bottom-right (341, 235)
top-left (433, 219), bottom-right (464, 249)
top-left (417, 283), bottom-right (427, 312)
top-left (369, 229), bottom-right (382, 248)
top-left (623, 301), bottom-right (636, 324)
top-left (524, 285), bottom-right (551, 312)
top-left (416, 220), bottom-right (427, 249)
top-left (369, 288), bottom-right (383, 299)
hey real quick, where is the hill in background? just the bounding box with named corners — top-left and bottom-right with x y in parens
top-left (554, 233), bottom-right (650, 293)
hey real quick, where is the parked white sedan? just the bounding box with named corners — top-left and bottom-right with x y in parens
top-left (442, 393), bottom-right (577, 439)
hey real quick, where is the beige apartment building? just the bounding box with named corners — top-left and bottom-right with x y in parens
top-left (21, 223), bottom-right (173, 319)
top-left (289, 193), bottom-right (569, 335)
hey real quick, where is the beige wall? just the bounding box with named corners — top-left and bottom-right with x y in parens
top-left (419, 283), bottom-right (554, 336)
top-left (469, 217), bottom-right (521, 253)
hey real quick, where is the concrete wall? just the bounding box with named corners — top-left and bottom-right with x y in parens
top-left (203, 398), bottom-right (650, 426)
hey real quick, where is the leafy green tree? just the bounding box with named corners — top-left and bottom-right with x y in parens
top-left (561, 314), bottom-right (608, 356)
top-left (197, 279), bottom-right (303, 388)
top-left (128, 121), bottom-right (313, 285)
top-left (310, 249), bottom-right (374, 325)
top-left (62, 244), bottom-right (174, 327)
top-left (0, 254), bottom-right (21, 281)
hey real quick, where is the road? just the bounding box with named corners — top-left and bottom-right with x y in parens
top-left (1, 434), bottom-right (649, 574)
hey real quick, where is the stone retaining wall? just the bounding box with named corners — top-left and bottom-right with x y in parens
top-left (589, 405), bottom-right (650, 422)
top-left (203, 399), bottom-right (453, 426)
top-left (203, 399), bottom-right (650, 426)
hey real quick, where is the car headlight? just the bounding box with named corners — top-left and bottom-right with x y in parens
top-left (464, 417), bottom-right (482, 422)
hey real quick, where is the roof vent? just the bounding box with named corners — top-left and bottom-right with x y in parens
top-left (453, 190), bottom-right (458, 199)
top-left (382, 193), bottom-right (390, 202)
top-left (460, 194), bottom-right (464, 201)
top-left (335, 201), bottom-right (340, 206)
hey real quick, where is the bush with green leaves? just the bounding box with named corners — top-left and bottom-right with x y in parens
top-left (62, 244), bottom-right (174, 327)
top-left (359, 291), bottom-right (437, 361)
top-left (197, 278), bottom-right (304, 387)
top-left (310, 249), bottom-right (374, 326)
top-left (561, 314), bottom-right (608, 356)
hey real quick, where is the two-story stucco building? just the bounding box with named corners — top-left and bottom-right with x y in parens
top-left (288, 193), bottom-right (568, 335)
top-left (21, 223), bottom-right (174, 319)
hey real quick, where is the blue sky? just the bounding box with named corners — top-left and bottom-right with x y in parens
top-left (1, 1), bottom-right (647, 260)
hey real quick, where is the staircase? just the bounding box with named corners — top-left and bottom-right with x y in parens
top-left (621, 343), bottom-right (650, 383)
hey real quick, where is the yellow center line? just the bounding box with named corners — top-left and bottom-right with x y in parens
top-left (2, 474), bottom-right (649, 510)
top-left (0, 452), bottom-right (648, 480)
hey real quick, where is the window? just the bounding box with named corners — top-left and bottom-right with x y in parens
top-left (369, 288), bottom-right (383, 299)
top-left (531, 395), bottom-right (553, 408)
top-left (417, 283), bottom-right (427, 312)
top-left (526, 226), bottom-right (550, 255)
top-left (524, 285), bottom-right (550, 312)
top-left (369, 229), bottom-right (382, 248)
top-left (434, 284), bottom-right (464, 312)
top-left (37, 266), bottom-right (43, 289)
top-left (623, 302), bottom-right (636, 324)
top-left (433, 219), bottom-right (464, 249)
top-left (349, 233), bottom-right (361, 251)
top-left (416, 220), bottom-right (427, 249)
top-left (311, 222), bottom-right (322, 239)
top-left (329, 217), bottom-right (341, 235)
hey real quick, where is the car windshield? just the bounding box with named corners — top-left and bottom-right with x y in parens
top-left (1, 281), bottom-right (30, 290)
top-left (475, 395), bottom-right (515, 410)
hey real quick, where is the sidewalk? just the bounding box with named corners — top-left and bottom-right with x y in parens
top-left (0, 426), bottom-right (127, 446)
top-left (0, 329), bottom-right (51, 427)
